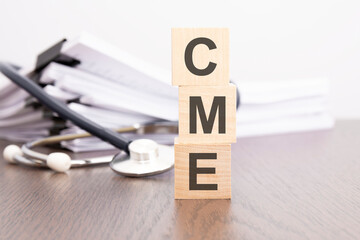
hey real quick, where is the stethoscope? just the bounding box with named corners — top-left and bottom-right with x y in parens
top-left (0, 62), bottom-right (239, 177)
top-left (3, 121), bottom-right (177, 176)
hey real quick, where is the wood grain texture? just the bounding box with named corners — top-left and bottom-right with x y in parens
top-left (174, 140), bottom-right (231, 199)
top-left (1, 120), bottom-right (360, 240)
top-left (178, 84), bottom-right (237, 144)
top-left (172, 28), bottom-right (229, 86)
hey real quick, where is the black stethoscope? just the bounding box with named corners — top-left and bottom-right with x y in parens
top-left (0, 62), bottom-right (239, 176)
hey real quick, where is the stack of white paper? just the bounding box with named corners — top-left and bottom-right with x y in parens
top-left (0, 32), bottom-right (334, 151)
top-left (0, 73), bottom-right (55, 141)
top-left (237, 78), bottom-right (334, 137)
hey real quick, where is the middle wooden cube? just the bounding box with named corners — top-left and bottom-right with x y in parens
top-left (178, 83), bottom-right (237, 144)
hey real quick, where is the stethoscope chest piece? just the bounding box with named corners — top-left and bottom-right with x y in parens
top-left (110, 139), bottom-right (174, 177)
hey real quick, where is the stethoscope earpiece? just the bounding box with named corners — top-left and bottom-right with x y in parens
top-left (46, 152), bottom-right (71, 172)
top-left (3, 145), bottom-right (22, 164)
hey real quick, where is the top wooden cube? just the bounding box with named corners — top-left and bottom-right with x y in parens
top-left (172, 28), bottom-right (229, 86)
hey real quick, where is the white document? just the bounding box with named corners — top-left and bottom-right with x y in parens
top-left (61, 33), bottom-right (176, 99)
top-left (0, 88), bottom-right (29, 108)
top-left (237, 113), bottom-right (334, 137)
top-left (43, 85), bottom-right (80, 102)
top-left (66, 103), bottom-right (158, 128)
top-left (237, 77), bottom-right (329, 104)
top-left (59, 74), bottom-right (178, 120)
top-left (0, 101), bottom-right (27, 119)
top-left (238, 96), bottom-right (328, 123)
top-left (40, 62), bottom-right (178, 120)
top-left (0, 72), bottom-right (18, 97)
top-left (0, 129), bottom-right (49, 142)
top-left (0, 119), bottom-right (54, 130)
top-left (0, 109), bottom-right (45, 127)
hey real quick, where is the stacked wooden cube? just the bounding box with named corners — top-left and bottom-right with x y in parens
top-left (172, 28), bottom-right (236, 199)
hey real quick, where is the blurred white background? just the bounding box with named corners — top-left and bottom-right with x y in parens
top-left (0, 0), bottom-right (359, 118)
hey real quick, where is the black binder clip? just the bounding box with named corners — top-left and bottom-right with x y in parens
top-left (35, 39), bottom-right (81, 72)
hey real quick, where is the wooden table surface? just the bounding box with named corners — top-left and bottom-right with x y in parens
top-left (1, 120), bottom-right (360, 240)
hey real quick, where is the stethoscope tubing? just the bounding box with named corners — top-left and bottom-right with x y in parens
top-left (0, 62), bottom-right (131, 153)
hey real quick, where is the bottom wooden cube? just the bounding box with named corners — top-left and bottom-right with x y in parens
top-left (174, 139), bottom-right (231, 199)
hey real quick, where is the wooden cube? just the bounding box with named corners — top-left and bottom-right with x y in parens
top-left (172, 28), bottom-right (229, 86)
top-left (178, 83), bottom-right (237, 144)
top-left (174, 140), bottom-right (231, 199)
